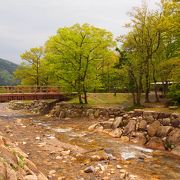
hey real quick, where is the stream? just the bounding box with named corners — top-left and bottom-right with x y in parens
top-left (0, 103), bottom-right (180, 180)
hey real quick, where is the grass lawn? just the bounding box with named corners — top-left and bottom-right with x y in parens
top-left (69, 93), bottom-right (133, 107)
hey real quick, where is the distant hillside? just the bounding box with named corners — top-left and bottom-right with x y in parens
top-left (0, 58), bottom-right (18, 86)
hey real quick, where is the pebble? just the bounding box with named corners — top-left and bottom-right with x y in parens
top-left (61, 150), bottom-right (71, 156)
top-left (35, 136), bottom-right (40, 140)
top-left (116, 165), bottom-right (122, 169)
top-left (48, 170), bottom-right (56, 175)
top-left (56, 156), bottom-right (62, 160)
top-left (84, 166), bottom-right (95, 173)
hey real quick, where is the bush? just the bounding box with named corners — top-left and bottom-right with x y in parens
top-left (168, 84), bottom-right (180, 105)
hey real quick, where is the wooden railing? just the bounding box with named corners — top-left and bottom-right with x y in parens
top-left (0, 86), bottom-right (61, 94)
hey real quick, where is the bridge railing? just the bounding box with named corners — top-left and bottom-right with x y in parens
top-left (0, 86), bottom-right (61, 94)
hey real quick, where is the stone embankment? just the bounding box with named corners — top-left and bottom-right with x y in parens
top-left (88, 109), bottom-right (180, 154)
top-left (50, 103), bottom-right (180, 154)
top-left (50, 102), bottom-right (125, 119)
top-left (0, 133), bottom-right (47, 180)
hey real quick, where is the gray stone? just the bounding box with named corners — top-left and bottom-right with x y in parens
top-left (123, 120), bottom-right (136, 136)
top-left (156, 126), bottom-right (173, 137)
top-left (160, 118), bottom-right (171, 126)
top-left (100, 121), bottom-right (113, 129)
top-left (147, 121), bottom-right (161, 137)
top-left (167, 128), bottom-right (180, 145)
top-left (138, 120), bottom-right (147, 131)
top-left (84, 166), bottom-right (95, 173)
top-left (112, 117), bottom-right (123, 129)
top-left (146, 137), bottom-right (164, 150)
top-left (109, 128), bottom-right (122, 138)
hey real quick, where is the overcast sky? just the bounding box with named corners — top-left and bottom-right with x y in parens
top-left (0, 0), bottom-right (160, 64)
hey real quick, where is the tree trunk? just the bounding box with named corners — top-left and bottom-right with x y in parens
top-left (83, 84), bottom-right (88, 104)
top-left (132, 92), bottom-right (136, 106)
top-left (78, 93), bottom-right (83, 104)
top-left (154, 82), bottom-right (159, 102)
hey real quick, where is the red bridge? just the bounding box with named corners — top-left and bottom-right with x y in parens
top-left (0, 86), bottom-right (71, 102)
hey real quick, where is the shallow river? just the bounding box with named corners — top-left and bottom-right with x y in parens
top-left (0, 103), bottom-right (180, 180)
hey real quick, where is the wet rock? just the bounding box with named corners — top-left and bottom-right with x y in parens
top-left (138, 120), bottom-right (147, 131)
top-left (147, 121), bottom-right (161, 137)
top-left (156, 126), bottom-right (173, 137)
top-left (109, 128), bottom-right (122, 138)
top-left (146, 137), bottom-right (164, 150)
top-left (167, 128), bottom-right (180, 145)
top-left (123, 120), bottom-right (136, 136)
top-left (84, 166), bottom-right (95, 173)
top-left (112, 117), bottom-right (123, 129)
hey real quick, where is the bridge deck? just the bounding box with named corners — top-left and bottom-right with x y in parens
top-left (0, 93), bottom-right (67, 102)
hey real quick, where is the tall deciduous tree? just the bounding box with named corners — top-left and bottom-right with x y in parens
top-left (45, 23), bottom-right (116, 104)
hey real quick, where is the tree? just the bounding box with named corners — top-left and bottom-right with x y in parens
top-left (45, 23), bottom-right (116, 104)
top-left (14, 47), bottom-right (47, 86)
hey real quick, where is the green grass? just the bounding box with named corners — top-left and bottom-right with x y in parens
top-left (69, 93), bottom-right (133, 107)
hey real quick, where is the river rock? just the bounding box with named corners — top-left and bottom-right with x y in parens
top-left (146, 137), bottom-right (164, 150)
top-left (167, 128), bottom-right (180, 145)
top-left (147, 121), bottom-right (161, 137)
top-left (138, 120), bottom-right (147, 131)
top-left (112, 117), bottom-right (123, 129)
top-left (88, 123), bottom-right (100, 131)
top-left (156, 126), bottom-right (173, 137)
top-left (100, 121), bottom-right (113, 129)
top-left (123, 120), bottom-right (136, 136)
top-left (133, 109), bottom-right (143, 117)
top-left (84, 166), bottom-right (95, 173)
top-left (133, 132), bottom-right (147, 145)
top-left (109, 128), bottom-right (122, 138)
top-left (160, 118), bottom-right (171, 126)
top-left (171, 118), bottom-right (180, 128)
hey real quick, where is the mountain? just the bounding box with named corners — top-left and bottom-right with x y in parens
top-left (0, 58), bottom-right (18, 86)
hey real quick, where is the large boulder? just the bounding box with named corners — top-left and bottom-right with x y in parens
top-left (160, 118), bottom-right (171, 126)
top-left (146, 137), bottom-right (165, 150)
top-left (156, 126), bottom-right (173, 138)
top-left (147, 121), bottom-right (161, 137)
top-left (138, 120), bottom-right (147, 131)
top-left (112, 117), bottom-right (123, 129)
top-left (171, 118), bottom-right (180, 128)
top-left (123, 120), bottom-right (136, 136)
top-left (167, 128), bottom-right (180, 145)
top-left (132, 132), bottom-right (147, 145)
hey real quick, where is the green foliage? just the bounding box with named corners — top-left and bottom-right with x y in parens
top-left (14, 47), bottom-right (51, 86)
top-left (168, 84), bottom-right (180, 105)
top-left (45, 23), bottom-right (116, 103)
